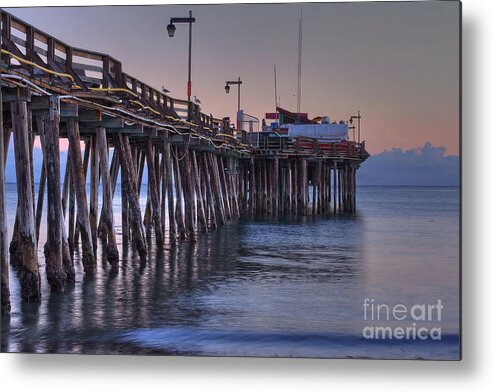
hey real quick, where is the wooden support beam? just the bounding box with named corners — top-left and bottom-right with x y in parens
top-left (163, 133), bottom-right (176, 240)
top-left (317, 161), bottom-right (322, 214)
top-left (179, 141), bottom-right (196, 241)
top-left (209, 152), bottom-right (226, 226)
top-left (230, 160), bottom-right (240, 218)
top-left (145, 136), bottom-right (163, 242)
top-left (97, 127), bottom-right (119, 265)
top-left (320, 161), bottom-right (326, 214)
top-left (333, 161), bottom-right (338, 215)
top-left (353, 165), bottom-right (357, 213)
top-left (218, 156), bottom-right (231, 220)
top-left (274, 158), bottom-right (279, 216)
top-left (299, 159), bottom-right (307, 215)
top-left (192, 150), bottom-right (207, 232)
top-left (327, 161), bottom-right (332, 207)
top-left (97, 147), bottom-right (119, 234)
top-left (172, 146), bottom-right (186, 240)
top-left (121, 168), bottom-right (130, 246)
top-left (73, 140), bottom-right (91, 247)
top-left (35, 162), bottom-right (46, 245)
top-left (10, 100), bottom-right (41, 301)
top-left (304, 159), bottom-right (309, 216)
top-left (202, 152), bottom-right (218, 229)
top-left (337, 166), bottom-right (342, 212)
top-left (38, 113), bottom-right (67, 291)
top-left (249, 157), bottom-right (255, 216)
top-left (266, 160), bottom-right (273, 216)
top-left (292, 160), bottom-right (298, 215)
top-left (286, 162), bottom-right (292, 215)
top-left (115, 133), bottom-right (147, 260)
top-left (1, 87), bottom-right (31, 104)
top-left (30, 97), bottom-right (78, 118)
top-left (67, 118), bottom-right (96, 274)
top-left (0, 83), bottom-right (10, 313)
top-left (89, 135), bottom-right (99, 253)
top-left (61, 153), bottom-right (71, 217)
top-left (159, 148), bottom-right (167, 237)
top-left (202, 156), bottom-right (211, 225)
top-left (68, 166), bottom-right (76, 255)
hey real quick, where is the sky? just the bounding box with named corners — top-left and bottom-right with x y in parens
top-left (5, 1), bottom-right (460, 156)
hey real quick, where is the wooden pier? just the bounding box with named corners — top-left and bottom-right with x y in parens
top-left (0, 10), bottom-right (369, 313)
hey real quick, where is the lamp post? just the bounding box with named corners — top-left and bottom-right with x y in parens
top-left (166, 10), bottom-right (196, 117)
top-left (225, 77), bottom-right (243, 129)
top-left (349, 111), bottom-right (361, 143)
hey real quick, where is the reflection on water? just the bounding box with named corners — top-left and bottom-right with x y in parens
top-left (1, 186), bottom-right (460, 359)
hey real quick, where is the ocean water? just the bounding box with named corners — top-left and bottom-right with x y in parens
top-left (0, 185), bottom-right (460, 359)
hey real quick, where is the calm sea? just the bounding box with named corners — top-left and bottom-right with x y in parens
top-left (0, 185), bottom-right (460, 359)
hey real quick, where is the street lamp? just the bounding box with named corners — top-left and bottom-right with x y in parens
top-left (166, 10), bottom-right (196, 113)
top-left (225, 77), bottom-right (243, 129)
top-left (349, 111), bottom-right (361, 143)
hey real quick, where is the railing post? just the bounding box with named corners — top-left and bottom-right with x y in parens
top-left (102, 55), bottom-right (110, 88)
top-left (1, 12), bottom-right (11, 67)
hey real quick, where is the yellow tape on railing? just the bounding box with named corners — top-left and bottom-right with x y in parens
top-left (129, 100), bottom-right (161, 116)
top-left (1, 48), bottom-right (77, 85)
top-left (91, 87), bottom-right (139, 98)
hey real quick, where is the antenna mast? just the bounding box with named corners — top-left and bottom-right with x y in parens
top-left (297, 8), bottom-right (303, 115)
top-left (274, 64), bottom-right (278, 119)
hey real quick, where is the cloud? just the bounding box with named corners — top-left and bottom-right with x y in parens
top-left (357, 142), bottom-right (459, 186)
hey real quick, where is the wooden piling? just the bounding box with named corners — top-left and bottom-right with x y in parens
top-left (97, 127), bottom-right (119, 265)
top-left (120, 168), bottom-right (130, 245)
top-left (333, 161), bottom-right (338, 214)
top-left (145, 137), bottom-right (164, 242)
top-left (319, 162), bottom-right (324, 214)
top-left (11, 99), bottom-right (41, 301)
top-left (249, 157), bottom-right (256, 216)
top-left (35, 162), bottom-right (46, 245)
top-left (38, 113), bottom-right (67, 291)
top-left (67, 118), bottom-right (96, 274)
top-left (73, 140), bottom-right (91, 247)
top-left (230, 160), bottom-right (240, 218)
top-left (316, 161), bottom-right (322, 214)
top-left (272, 157), bottom-right (280, 216)
top-left (97, 148), bottom-right (119, 236)
top-left (209, 153), bottom-right (226, 225)
top-left (172, 146), bottom-right (186, 239)
top-left (163, 133), bottom-right (176, 240)
top-left (61, 154), bottom-right (71, 217)
top-left (68, 168), bottom-right (76, 254)
top-left (297, 159), bottom-right (303, 215)
top-left (337, 166), bottom-right (342, 212)
top-left (0, 87), bottom-right (10, 313)
top-left (192, 150), bottom-right (207, 232)
top-left (202, 152), bottom-right (218, 229)
top-left (218, 156), bottom-right (231, 220)
top-left (327, 162), bottom-right (331, 213)
top-left (179, 140), bottom-right (196, 241)
top-left (115, 134), bottom-right (147, 260)
top-left (89, 135), bottom-right (99, 253)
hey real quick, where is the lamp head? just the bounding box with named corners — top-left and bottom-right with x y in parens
top-left (225, 84), bottom-right (230, 94)
top-left (166, 23), bottom-right (176, 37)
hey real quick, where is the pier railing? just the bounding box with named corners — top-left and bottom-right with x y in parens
top-left (247, 132), bottom-right (369, 160)
top-left (1, 10), bottom-right (238, 137)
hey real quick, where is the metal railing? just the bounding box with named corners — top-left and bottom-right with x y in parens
top-left (247, 132), bottom-right (368, 159)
